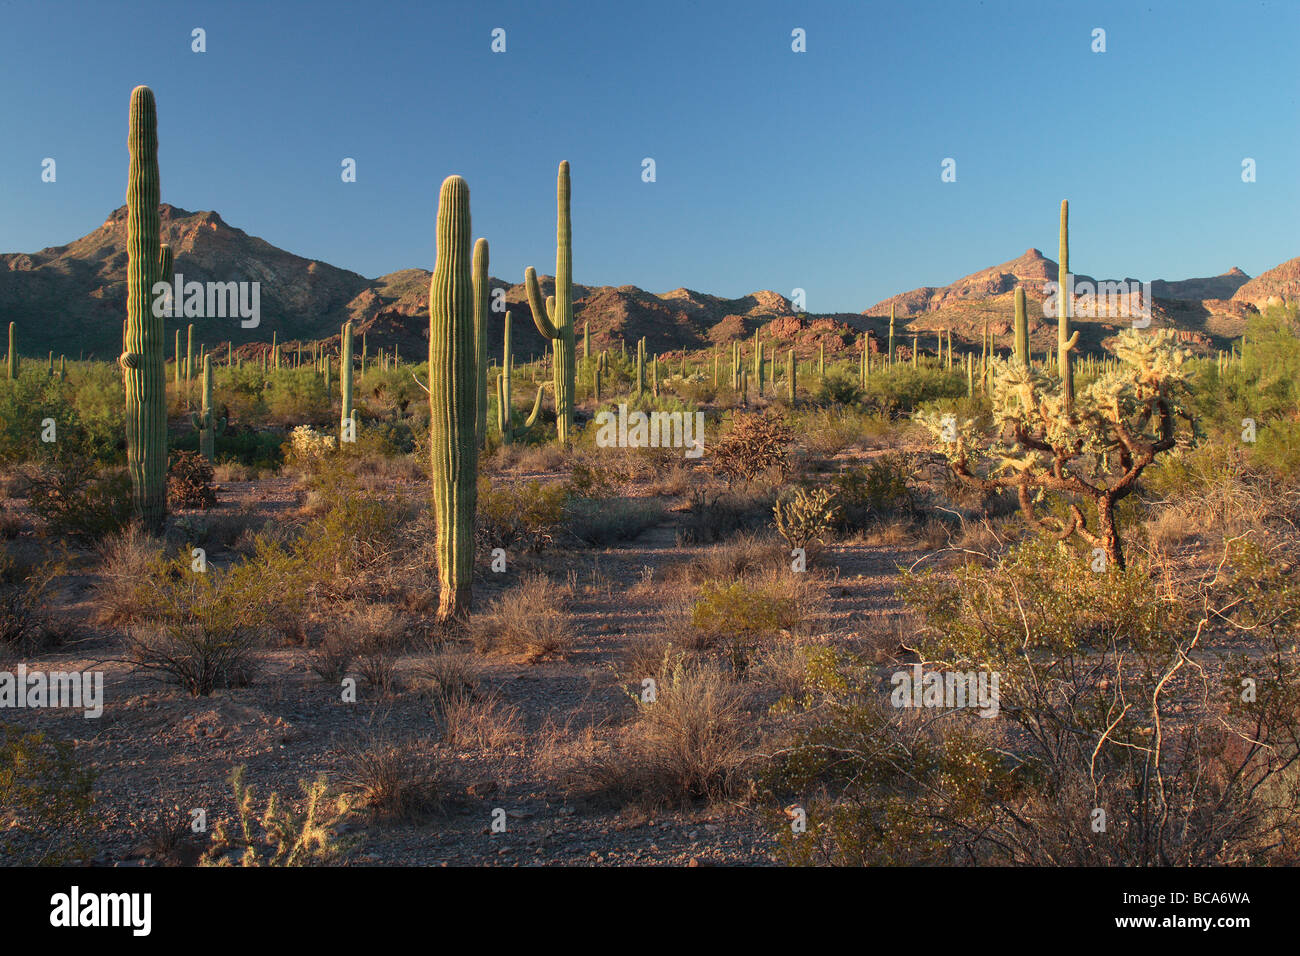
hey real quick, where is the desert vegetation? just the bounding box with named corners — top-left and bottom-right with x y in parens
top-left (1, 85), bottom-right (1298, 870)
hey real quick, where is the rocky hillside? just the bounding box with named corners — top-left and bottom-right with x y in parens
top-left (1232, 257), bottom-right (1300, 310)
top-left (0, 205), bottom-right (1292, 361)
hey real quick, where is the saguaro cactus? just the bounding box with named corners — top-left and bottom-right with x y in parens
top-left (888, 305), bottom-right (896, 367)
top-left (1057, 199), bottom-right (1079, 412)
top-left (635, 337), bottom-right (646, 397)
top-left (498, 310), bottom-right (513, 443)
top-left (473, 237), bottom-right (489, 448)
top-left (6, 322), bottom-right (16, 380)
top-left (190, 353), bottom-right (224, 460)
top-left (428, 175), bottom-right (478, 621)
top-left (120, 86), bottom-right (170, 532)
top-left (787, 348), bottom-right (797, 402)
top-left (340, 320), bottom-right (354, 443)
top-left (525, 161), bottom-right (576, 443)
top-left (1013, 286), bottom-right (1029, 368)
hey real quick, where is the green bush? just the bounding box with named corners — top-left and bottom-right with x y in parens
top-left (0, 725), bottom-right (96, 865)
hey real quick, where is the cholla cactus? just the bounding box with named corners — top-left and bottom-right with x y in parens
top-left (918, 328), bottom-right (1192, 569)
top-left (773, 486), bottom-right (839, 554)
top-left (288, 425), bottom-right (337, 467)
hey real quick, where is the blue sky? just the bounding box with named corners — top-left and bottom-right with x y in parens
top-left (1, 0), bottom-right (1296, 312)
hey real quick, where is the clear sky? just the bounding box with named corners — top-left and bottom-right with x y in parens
top-left (1, 0), bottom-right (1295, 312)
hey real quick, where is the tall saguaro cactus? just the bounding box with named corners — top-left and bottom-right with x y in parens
top-left (6, 322), bottom-right (16, 380)
top-left (1057, 199), bottom-right (1079, 412)
top-left (525, 161), bottom-right (576, 443)
top-left (340, 320), bottom-right (354, 442)
top-left (473, 237), bottom-right (490, 447)
top-left (1013, 286), bottom-right (1029, 368)
top-left (428, 175), bottom-right (478, 621)
top-left (120, 86), bottom-right (170, 532)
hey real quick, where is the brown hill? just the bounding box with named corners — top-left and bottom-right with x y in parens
top-left (863, 249), bottom-right (1084, 317)
top-left (0, 205), bottom-right (1290, 363)
top-left (0, 205), bottom-right (797, 362)
top-left (0, 205), bottom-right (371, 358)
top-left (1232, 257), bottom-right (1300, 309)
top-left (1152, 267), bottom-right (1250, 301)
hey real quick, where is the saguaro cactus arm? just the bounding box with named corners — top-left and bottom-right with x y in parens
top-left (525, 267), bottom-right (559, 340)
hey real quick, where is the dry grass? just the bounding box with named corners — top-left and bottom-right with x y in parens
top-left (337, 733), bottom-right (441, 822)
top-left (584, 658), bottom-right (755, 808)
top-left (469, 573), bottom-right (572, 661)
top-left (433, 686), bottom-right (523, 753)
top-left (93, 525), bottom-right (164, 627)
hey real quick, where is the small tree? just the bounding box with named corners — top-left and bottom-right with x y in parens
top-left (919, 329), bottom-right (1192, 569)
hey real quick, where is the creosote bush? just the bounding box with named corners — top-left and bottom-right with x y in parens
top-left (0, 724), bottom-right (97, 865)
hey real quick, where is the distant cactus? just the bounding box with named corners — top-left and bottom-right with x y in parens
top-left (498, 310), bottom-right (513, 443)
top-left (888, 305), bottom-right (896, 367)
top-left (6, 322), bottom-right (16, 380)
top-left (1014, 286), bottom-right (1029, 368)
top-left (120, 86), bottom-right (170, 532)
top-left (787, 348), bottom-right (797, 402)
top-left (1057, 200), bottom-right (1079, 413)
top-left (635, 337), bottom-right (646, 396)
top-left (428, 174), bottom-right (478, 621)
top-left (525, 161), bottom-right (576, 443)
top-left (190, 353), bottom-right (225, 460)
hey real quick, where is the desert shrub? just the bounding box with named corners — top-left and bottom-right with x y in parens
top-left (567, 455), bottom-right (633, 498)
top-left (470, 573), bottom-right (571, 661)
top-left (769, 535), bottom-right (1300, 865)
top-left (772, 485), bottom-right (839, 554)
top-left (22, 456), bottom-right (133, 542)
top-left (0, 725), bottom-right (96, 865)
top-left (308, 631), bottom-right (354, 684)
top-left (592, 653), bottom-right (753, 808)
top-left (677, 532), bottom-right (784, 582)
top-left (263, 368), bottom-right (332, 425)
top-left (432, 686), bottom-right (523, 751)
top-left (167, 450), bottom-right (217, 509)
top-left (92, 526), bottom-right (164, 626)
top-left (795, 405), bottom-right (867, 461)
top-left (416, 647), bottom-right (480, 699)
top-left (201, 765), bottom-right (355, 866)
top-left (565, 497), bottom-right (664, 546)
top-left (831, 454), bottom-right (917, 530)
top-left (1141, 437), bottom-right (1292, 532)
top-left (861, 363), bottom-right (966, 414)
top-left (124, 553), bottom-right (267, 695)
top-left (0, 367), bottom-right (123, 467)
top-left (812, 372), bottom-right (862, 408)
top-left (675, 484), bottom-right (775, 545)
top-left (337, 734), bottom-right (440, 822)
top-left (707, 412), bottom-right (795, 487)
top-left (476, 476), bottom-right (569, 551)
top-left (0, 552), bottom-right (60, 655)
top-left (691, 575), bottom-right (802, 644)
